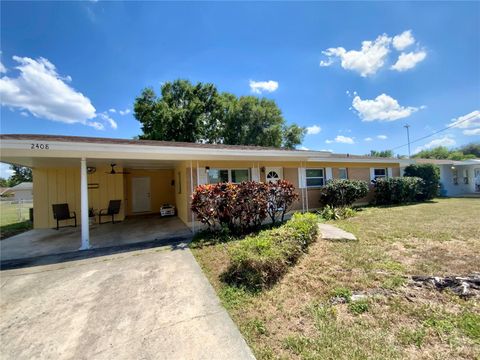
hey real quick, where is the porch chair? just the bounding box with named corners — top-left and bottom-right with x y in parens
top-left (99, 200), bottom-right (122, 224)
top-left (52, 203), bottom-right (77, 230)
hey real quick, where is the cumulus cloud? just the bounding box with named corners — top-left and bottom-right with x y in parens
top-left (392, 30), bottom-right (415, 51)
top-left (320, 34), bottom-right (391, 77)
top-left (320, 30), bottom-right (425, 76)
top-left (391, 51), bottom-right (427, 72)
top-left (0, 56), bottom-right (117, 130)
top-left (364, 137), bottom-right (373, 142)
top-left (352, 93), bottom-right (422, 122)
top-left (298, 146), bottom-right (309, 150)
top-left (119, 108), bottom-right (131, 116)
top-left (249, 80), bottom-right (279, 94)
top-left (306, 125), bottom-right (321, 135)
top-left (108, 108), bottom-right (116, 113)
top-left (0, 61), bottom-right (6, 74)
top-left (326, 135), bottom-right (355, 144)
top-left (0, 56), bottom-right (96, 124)
top-left (415, 136), bottom-right (456, 153)
top-left (98, 112), bottom-right (118, 129)
top-left (448, 110), bottom-right (480, 136)
top-left (377, 135), bottom-right (388, 140)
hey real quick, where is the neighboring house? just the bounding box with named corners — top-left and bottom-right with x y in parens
top-left (0, 134), bottom-right (409, 246)
top-left (3, 182), bottom-right (33, 201)
top-left (415, 158), bottom-right (480, 196)
top-left (0, 187), bottom-right (12, 197)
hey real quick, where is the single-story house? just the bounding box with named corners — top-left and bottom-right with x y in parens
top-left (2, 182), bottom-right (33, 201)
top-left (0, 134), bottom-right (411, 248)
top-left (416, 158), bottom-right (480, 196)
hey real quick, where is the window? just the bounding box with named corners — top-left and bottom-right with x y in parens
top-left (208, 169), bottom-right (250, 184)
top-left (306, 168), bottom-right (324, 188)
top-left (338, 168), bottom-right (348, 180)
top-left (373, 168), bottom-right (387, 180)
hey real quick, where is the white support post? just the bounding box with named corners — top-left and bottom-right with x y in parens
top-left (80, 158), bottom-right (90, 250)
top-left (190, 160), bottom-right (195, 234)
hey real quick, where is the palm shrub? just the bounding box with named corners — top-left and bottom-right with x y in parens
top-left (403, 164), bottom-right (440, 200)
top-left (319, 179), bottom-right (369, 208)
top-left (374, 177), bottom-right (424, 205)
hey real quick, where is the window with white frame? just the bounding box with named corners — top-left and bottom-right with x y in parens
top-left (207, 168), bottom-right (250, 184)
top-left (306, 168), bottom-right (325, 188)
top-left (338, 168), bottom-right (348, 179)
top-left (373, 168), bottom-right (387, 180)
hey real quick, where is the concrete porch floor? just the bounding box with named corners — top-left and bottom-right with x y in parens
top-left (0, 216), bottom-right (192, 261)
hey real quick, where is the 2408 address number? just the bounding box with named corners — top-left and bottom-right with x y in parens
top-left (31, 143), bottom-right (50, 150)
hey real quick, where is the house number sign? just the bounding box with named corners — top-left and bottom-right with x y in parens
top-left (31, 143), bottom-right (50, 150)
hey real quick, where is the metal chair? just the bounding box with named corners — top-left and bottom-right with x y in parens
top-left (99, 200), bottom-right (122, 224)
top-left (52, 203), bottom-right (77, 230)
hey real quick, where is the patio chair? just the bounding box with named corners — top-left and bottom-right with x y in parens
top-left (99, 200), bottom-right (122, 224)
top-left (52, 203), bottom-right (77, 230)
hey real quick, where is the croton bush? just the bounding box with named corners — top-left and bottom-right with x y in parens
top-left (191, 180), bottom-right (298, 232)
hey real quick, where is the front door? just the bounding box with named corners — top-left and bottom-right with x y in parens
top-left (132, 177), bottom-right (151, 213)
top-left (265, 167), bottom-right (283, 183)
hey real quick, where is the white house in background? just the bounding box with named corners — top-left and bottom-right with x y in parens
top-left (4, 182), bottom-right (33, 201)
top-left (416, 159), bottom-right (480, 196)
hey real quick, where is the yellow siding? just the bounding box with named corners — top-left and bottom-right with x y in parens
top-left (174, 162), bottom-right (189, 225)
top-left (32, 166), bottom-right (125, 229)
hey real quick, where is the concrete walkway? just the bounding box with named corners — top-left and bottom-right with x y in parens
top-left (319, 223), bottom-right (357, 241)
top-left (0, 244), bottom-right (255, 360)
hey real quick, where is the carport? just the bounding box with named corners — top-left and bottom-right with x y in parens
top-left (0, 215), bottom-right (192, 262)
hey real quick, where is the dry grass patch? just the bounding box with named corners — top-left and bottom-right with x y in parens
top-left (191, 198), bottom-right (480, 359)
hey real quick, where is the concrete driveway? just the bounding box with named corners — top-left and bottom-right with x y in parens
top-left (0, 244), bottom-right (255, 360)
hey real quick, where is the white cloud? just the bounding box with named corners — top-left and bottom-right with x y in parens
top-left (320, 149), bottom-right (334, 152)
top-left (249, 80), bottom-right (279, 94)
top-left (306, 125), bottom-right (321, 135)
top-left (87, 121), bottom-right (104, 130)
top-left (377, 135), bottom-right (388, 140)
top-left (298, 146), bottom-right (309, 150)
top-left (108, 108), bottom-right (116, 113)
top-left (364, 137), bottom-right (373, 141)
top-left (98, 112), bottom-right (118, 129)
top-left (415, 136), bottom-right (456, 153)
top-left (320, 34), bottom-right (392, 77)
top-left (448, 110), bottom-right (480, 129)
top-left (119, 108), bottom-right (131, 116)
top-left (352, 93), bottom-right (421, 122)
top-left (20, 111), bottom-right (29, 117)
top-left (326, 135), bottom-right (355, 144)
top-left (392, 30), bottom-right (415, 51)
top-left (463, 128), bottom-right (480, 136)
top-left (0, 56), bottom-right (96, 124)
top-left (0, 61), bottom-right (6, 74)
top-left (391, 51), bottom-right (427, 71)
top-left (0, 163), bottom-right (15, 179)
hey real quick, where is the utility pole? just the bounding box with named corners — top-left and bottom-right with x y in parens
top-left (404, 124), bottom-right (411, 158)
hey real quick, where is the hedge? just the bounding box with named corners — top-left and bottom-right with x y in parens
top-left (223, 212), bottom-right (319, 290)
top-left (403, 164), bottom-right (440, 200)
top-left (319, 179), bottom-right (369, 208)
top-left (373, 177), bottom-right (424, 205)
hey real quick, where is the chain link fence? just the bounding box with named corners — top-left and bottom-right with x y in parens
top-left (0, 199), bottom-right (34, 226)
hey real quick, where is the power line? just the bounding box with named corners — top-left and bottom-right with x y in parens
top-left (389, 113), bottom-right (477, 152)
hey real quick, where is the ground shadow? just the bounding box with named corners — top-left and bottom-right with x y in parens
top-left (1, 235), bottom-right (191, 271)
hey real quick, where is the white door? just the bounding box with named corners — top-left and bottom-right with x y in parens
top-left (132, 177), bottom-right (151, 213)
top-left (265, 167), bottom-right (283, 183)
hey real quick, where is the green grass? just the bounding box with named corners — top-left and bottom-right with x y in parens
top-left (0, 221), bottom-right (32, 240)
top-left (0, 201), bottom-right (33, 226)
top-left (192, 198), bottom-right (480, 359)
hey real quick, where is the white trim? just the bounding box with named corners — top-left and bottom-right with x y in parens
top-left (251, 167), bottom-right (260, 182)
top-left (305, 168), bottom-right (325, 188)
top-left (79, 158), bottom-right (90, 250)
top-left (197, 167), bottom-right (208, 185)
top-left (387, 167), bottom-right (393, 178)
top-left (325, 167), bottom-right (333, 181)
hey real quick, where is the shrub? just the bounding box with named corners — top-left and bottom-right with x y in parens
top-left (267, 180), bottom-right (299, 224)
top-left (319, 179), bottom-right (369, 208)
top-left (403, 164), bottom-right (440, 200)
top-left (348, 299), bottom-right (369, 315)
top-left (319, 205), bottom-right (356, 221)
top-left (373, 177), bottom-right (424, 205)
top-left (223, 213), bottom-right (319, 290)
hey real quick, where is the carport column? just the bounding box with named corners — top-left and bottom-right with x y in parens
top-left (80, 157), bottom-right (90, 250)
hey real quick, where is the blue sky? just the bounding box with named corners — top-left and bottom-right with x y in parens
top-left (1, 2), bottom-right (479, 177)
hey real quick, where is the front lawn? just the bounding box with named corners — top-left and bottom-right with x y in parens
top-left (191, 198), bottom-right (480, 359)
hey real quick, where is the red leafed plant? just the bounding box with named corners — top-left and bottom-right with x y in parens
top-left (191, 180), bottom-right (297, 232)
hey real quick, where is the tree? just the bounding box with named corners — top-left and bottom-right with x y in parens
top-left (0, 178), bottom-right (9, 187)
top-left (133, 79), bottom-right (305, 148)
top-left (369, 150), bottom-right (394, 158)
top-left (458, 142), bottom-right (480, 158)
top-left (403, 164), bottom-right (440, 200)
top-left (413, 146), bottom-right (452, 159)
top-left (413, 144), bottom-right (479, 160)
top-left (8, 165), bottom-right (32, 186)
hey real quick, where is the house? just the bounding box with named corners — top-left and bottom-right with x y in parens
top-left (0, 134), bottom-right (409, 249)
top-left (2, 182), bottom-right (33, 201)
top-left (415, 158), bottom-right (480, 196)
